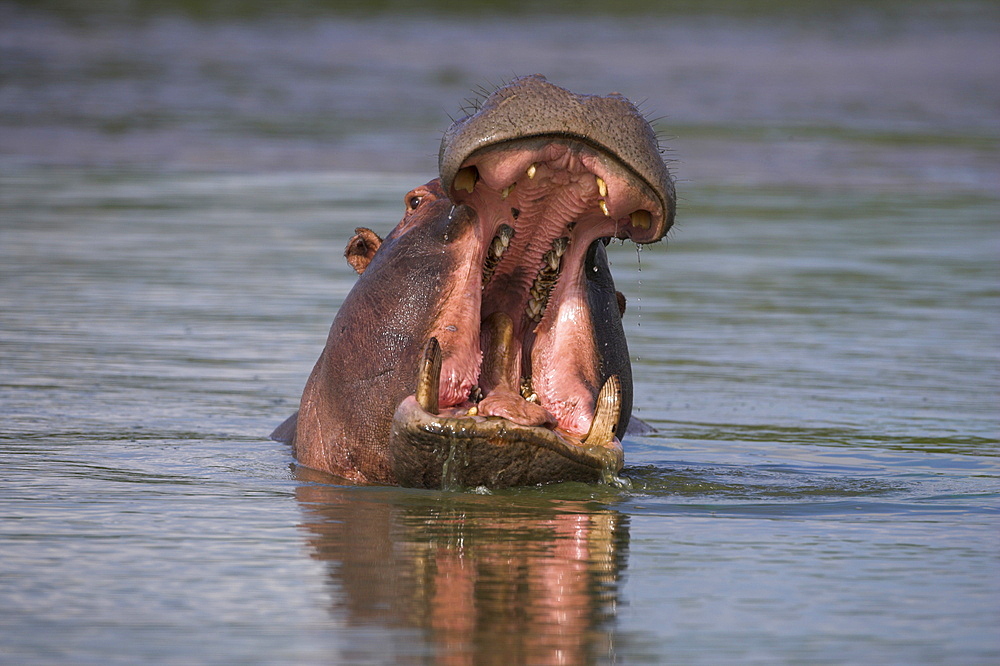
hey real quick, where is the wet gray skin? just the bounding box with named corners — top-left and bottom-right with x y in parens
top-left (276, 75), bottom-right (675, 488)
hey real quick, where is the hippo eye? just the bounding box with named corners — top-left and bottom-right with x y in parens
top-left (408, 196), bottom-right (423, 210)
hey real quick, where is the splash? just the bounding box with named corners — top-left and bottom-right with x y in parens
top-left (601, 467), bottom-right (633, 491)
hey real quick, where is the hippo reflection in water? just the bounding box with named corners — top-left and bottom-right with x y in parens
top-left (272, 75), bottom-right (676, 488)
top-left (294, 470), bottom-right (630, 662)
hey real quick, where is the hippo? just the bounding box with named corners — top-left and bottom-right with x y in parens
top-left (272, 74), bottom-right (675, 488)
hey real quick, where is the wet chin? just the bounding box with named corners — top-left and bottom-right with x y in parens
top-left (389, 396), bottom-right (623, 489)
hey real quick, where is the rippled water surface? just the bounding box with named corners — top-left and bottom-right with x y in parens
top-left (2, 4), bottom-right (999, 664)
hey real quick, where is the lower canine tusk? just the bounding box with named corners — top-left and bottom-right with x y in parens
top-left (583, 375), bottom-right (621, 446)
top-left (416, 337), bottom-right (442, 414)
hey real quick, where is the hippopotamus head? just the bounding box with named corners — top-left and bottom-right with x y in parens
top-left (273, 75), bottom-right (675, 488)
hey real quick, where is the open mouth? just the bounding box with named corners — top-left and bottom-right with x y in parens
top-left (390, 136), bottom-right (668, 487)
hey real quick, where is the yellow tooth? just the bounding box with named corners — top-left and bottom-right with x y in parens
top-left (630, 209), bottom-right (652, 230)
top-left (467, 406), bottom-right (478, 416)
top-left (415, 337), bottom-right (442, 415)
top-left (596, 176), bottom-right (607, 198)
top-left (526, 163), bottom-right (537, 179)
top-left (583, 375), bottom-right (622, 447)
top-left (500, 183), bottom-right (515, 199)
top-left (599, 199), bottom-right (610, 217)
top-left (454, 166), bottom-right (478, 194)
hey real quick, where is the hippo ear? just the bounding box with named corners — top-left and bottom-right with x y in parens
top-left (345, 227), bottom-right (383, 275)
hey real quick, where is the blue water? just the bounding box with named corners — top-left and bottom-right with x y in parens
top-left (2, 4), bottom-right (998, 664)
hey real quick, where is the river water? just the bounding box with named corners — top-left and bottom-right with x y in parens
top-left (1, 3), bottom-right (998, 664)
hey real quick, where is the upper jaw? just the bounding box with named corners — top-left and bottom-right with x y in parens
top-left (439, 75), bottom-right (675, 244)
top-left (445, 137), bottom-right (670, 247)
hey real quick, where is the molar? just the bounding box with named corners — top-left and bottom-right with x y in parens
top-left (482, 224), bottom-right (515, 286)
top-left (525, 236), bottom-right (570, 323)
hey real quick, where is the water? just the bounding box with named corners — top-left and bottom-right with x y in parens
top-left (2, 4), bottom-right (999, 664)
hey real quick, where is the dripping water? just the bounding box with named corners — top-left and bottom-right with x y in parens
top-left (439, 437), bottom-right (468, 492)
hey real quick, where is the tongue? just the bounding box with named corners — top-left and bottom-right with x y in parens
top-left (477, 311), bottom-right (557, 428)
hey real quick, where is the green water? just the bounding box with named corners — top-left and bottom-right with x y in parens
top-left (1, 4), bottom-right (998, 664)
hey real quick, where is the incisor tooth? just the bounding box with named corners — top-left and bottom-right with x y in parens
top-left (454, 166), bottom-right (478, 194)
top-left (599, 199), bottom-right (610, 217)
top-left (596, 176), bottom-right (607, 197)
top-left (526, 163), bottom-right (537, 179)
top-left (501, 183), bottom-right (515, 199)
top-left (630, 210), bottom-right (652, 230)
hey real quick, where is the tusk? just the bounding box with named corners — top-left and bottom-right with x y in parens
top-left (415, 337), bottom-right (442, 414)
top-left (583, 375), bottom-right (621, 447)
top-left (454, 166), bottom-right (478, 194)
top-left (630, 209), bottom-right (652, 230)
top-left (480, 311), bottom-right (516, 391)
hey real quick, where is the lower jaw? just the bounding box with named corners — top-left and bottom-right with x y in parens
top-left (389, 395), bottom-right (624, 490)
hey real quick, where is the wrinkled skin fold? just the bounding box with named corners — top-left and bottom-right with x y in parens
top-left (272, 75), bottom-right (675, 488)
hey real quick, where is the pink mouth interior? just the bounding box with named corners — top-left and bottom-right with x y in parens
top-left (426, 139), bottom-right (662, 439)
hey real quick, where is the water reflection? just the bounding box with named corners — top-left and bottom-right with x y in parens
top-left (295, 468), bottom-right (630, 665)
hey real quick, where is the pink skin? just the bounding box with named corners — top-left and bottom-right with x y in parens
top-left (433, 141), bottom-right (661, 435)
